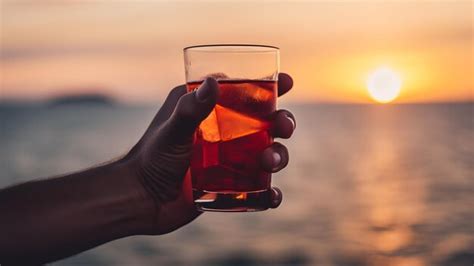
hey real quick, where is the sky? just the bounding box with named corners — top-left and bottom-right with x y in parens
top-left (1, 0), bottom-right (472, 103)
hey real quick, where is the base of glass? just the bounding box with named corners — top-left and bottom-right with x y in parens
top-left (193, 189), bottom-right (271, 212)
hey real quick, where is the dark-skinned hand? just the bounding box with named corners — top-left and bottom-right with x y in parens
top-left (126, 73), bottom-right (295, 234)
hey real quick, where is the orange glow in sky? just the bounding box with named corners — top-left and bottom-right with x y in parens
top-left (0, 1), bottom-right (472, 103)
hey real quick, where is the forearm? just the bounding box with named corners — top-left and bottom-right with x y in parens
top-left (0, 158), bottom-right (154, 264)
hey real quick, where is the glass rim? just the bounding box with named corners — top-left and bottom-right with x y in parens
top-left (184, 44), bottom-right (279, 53)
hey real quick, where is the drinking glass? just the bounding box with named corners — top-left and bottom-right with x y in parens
top-left (184, 44), bottom-right (279, 212)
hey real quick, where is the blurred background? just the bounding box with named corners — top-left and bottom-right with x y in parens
top-left (1, 1), bottom-right (473, 265)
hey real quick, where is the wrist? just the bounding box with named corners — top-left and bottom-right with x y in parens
top-left (110, 157), bottom-right (157, 235)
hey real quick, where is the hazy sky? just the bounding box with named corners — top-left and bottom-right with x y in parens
top-left (1, 1), bottom-right (472, 103)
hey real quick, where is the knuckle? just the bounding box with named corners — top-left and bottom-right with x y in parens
top-left (279, 109), bottom-right (296, 124)
top-left (272, 141), bottom-right (286, 150)
top-left (273, 142), bottom-right (289, 169)
top-left (169, 85), bottom-right (187, 98)
top-left (163, 85), bottom-right (187, 106)
top-left (278, 109), bottom-right (291, 115)
top-left (270, 187), bottom-right (283, 208)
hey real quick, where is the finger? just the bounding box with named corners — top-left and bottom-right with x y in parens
top-left (271, 109), bottom-right (296, 139)
top-left (260, 142), bottom-right (289, 173)
top-left (163, 77), bottom-right (219, 144)
top-left (148, 85), bottom-right (187, 129)
top-left (269, 187), bottom-right (283, 209)
top-left (278, 73), bottom-right (293, 97)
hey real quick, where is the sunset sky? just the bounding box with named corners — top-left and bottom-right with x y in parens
top-left (1, 1), bottom-right (472, 103)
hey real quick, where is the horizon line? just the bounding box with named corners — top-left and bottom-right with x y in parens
top-left (1, 98), bottom-right (472, 107)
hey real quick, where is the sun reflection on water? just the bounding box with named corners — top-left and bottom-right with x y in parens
top-left (349, 107), bottom-right (429, 264)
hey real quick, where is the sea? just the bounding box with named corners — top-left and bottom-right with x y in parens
top-left (1, 102), bottom-right (473, 266)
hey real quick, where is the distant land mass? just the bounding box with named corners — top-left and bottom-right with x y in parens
top-left (49, 94), bottom-right (115, 106)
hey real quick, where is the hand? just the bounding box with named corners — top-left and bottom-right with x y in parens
top-left (125, 73), bottom-right (295, 235)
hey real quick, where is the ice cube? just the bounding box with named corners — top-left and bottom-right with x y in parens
top-left (242, 81), bottom-right (274, 102)
top-left (199, 109), bottom-right (221, 142)
top-left (199, 105), bottom-right (269, 143)
top-left (217, 80), bottom-right (276, 118)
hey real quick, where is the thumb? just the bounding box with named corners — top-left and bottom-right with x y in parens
top-left (163, 77), bottom-right (219, 144)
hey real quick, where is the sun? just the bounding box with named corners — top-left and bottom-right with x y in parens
top-left (367, 67), bottom-right (402, 103)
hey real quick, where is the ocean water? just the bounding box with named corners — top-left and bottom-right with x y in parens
top-left (1, 103), bottom-right (473, 266)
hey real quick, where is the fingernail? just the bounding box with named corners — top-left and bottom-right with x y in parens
top-left (196, 77), bottom-right (217, 102)
top-left (272, 152), bottom-right (281, 168)
top-left (286, 113), bottom-right (296, 130)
